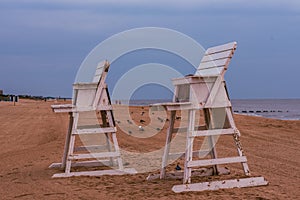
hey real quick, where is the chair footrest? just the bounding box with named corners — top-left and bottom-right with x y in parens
top-left (52, 168), bottom-right (138, 178)
top-left (69, 152), bottom-right (120, 160)
top-left (172, 177), bottom-right (268, 193)
top-left (74, 127), bottom-right (116, 134)
top-left (187, 156), bottom-right (247, 168)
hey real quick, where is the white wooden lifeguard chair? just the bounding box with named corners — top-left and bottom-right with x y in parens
top-left (49, 60), bottom-right (136, 178)
top-left (151, 42), bottom-right (268, 192)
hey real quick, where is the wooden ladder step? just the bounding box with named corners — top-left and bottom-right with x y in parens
top-left (74, 145), bottom-right (109, 152)
top-left (74, 127), bottom-right (117, 135)
top-left (191, 128), bottom-right (235, 137)
top-left (96, 105), bottom-right (113, 110)
top-left (187, 156), bottom-right (247, 168)
top-left (173, 125), bottom-right (206, 133)
top-left (69, 152), bottom-right (120, 160)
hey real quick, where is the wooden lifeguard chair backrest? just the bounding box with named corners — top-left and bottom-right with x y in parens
top-left (72, 60), bottom-right (110, 109)
top-left (195, 42), bottom-right (237, 77)
top-left (174, 42), bottom-right (237, 107)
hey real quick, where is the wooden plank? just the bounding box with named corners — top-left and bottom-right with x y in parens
top-left (187, 156), bottom-right (247, 168)
top-left (53, 105), bottom-right (112, 113)
top-left (183, 109), bottom-right (196, 184)
top-left (65, 113), bottom-right (78, 173)
top-left (92, 84), bottom-right (105, 109)
top-left (152, 101), bottom-right (203, 111)
top-left (52, 108), bottom-right (73, 113)
top-left (172, 177), bottom-right (268, 193)
top-left (93, 74), bottom-right (101, 83)
top-left (148, 167), bottom-right (230, 181)
top-left (61, 113), bottom-right (73, 168)
top-left (92, 60), bottom-right (109, 83)
top-left (152, 102), bottom-right (191, 107)
top-left (51, 104), bottom-right (73, 109)
top-left (192, 128), bottom-right (234, 137)
top-left (198, 58), bottom-right (228, 70)
top-left (75, 105), bottom-right (112, 112)
top-left (166, 104), bottom-right (202, 111)
top-left (111, 132), bottom-right (124, 170)
top-left (74, 145), bottom-right (109, 152)
top-left (201, 50), bottom-right (233, 63)
top-left (92, 61), bottom-right (106, 83)
top-left (49, 160), bottom-right (114, 168)
top-left (173, 125), bottom-right (206, 133)
top-left (166, 104), bottom-right (203, 111)
top-left (149, 167), bottom-right (228, 181)
top-left (195, 66), bottom-right (224, 76)
top-left (52, 168), bottom-right (137, 178)
top-left (160, 110), bottom-right (176, 179)
top-left (172, 76), bottom-right (217, 86)
top-left (69, 152), bottom-right (119, 160)
top-left (74, 127), bottom-right (117, 135)
top-left (73, 83), bottom-right (98, 90)
top-left (205, 42), bottom-right (237, 55)
top-left (51, 104), bottom-right (73, 113)
top-left (172, 77), bottom-right (190, 86)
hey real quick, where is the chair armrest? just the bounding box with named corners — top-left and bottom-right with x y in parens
top-left (172, 75), bottom-right (219, 86)
top-left (171, 77), bottom-right (191, 86)
top-left (150, 102), bottom-right (197, 111)
top-left (51, 104), bottom-right (74, 113)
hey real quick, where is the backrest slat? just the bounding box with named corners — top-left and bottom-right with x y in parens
top-left (195, 42), bottom-right (237, 76)
top-left (92, 60), bottom-right (107, 83)
top-left (196, 67), bottom-right (224, 76)
top-left (198, 58), bottom-right (228, 70)
top-left (201, 49), bottom-right (233, 63)
top-left (205, 42), bottom-right (236, 55)
top-left (74, 60), bottom-right (109, 107)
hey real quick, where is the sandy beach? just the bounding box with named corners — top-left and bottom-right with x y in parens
top-left (0, 99), bottom-right (299, 199)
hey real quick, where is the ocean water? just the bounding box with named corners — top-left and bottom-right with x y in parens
top-left (231, 99), bottom-right (300, 120)
top-left (123, 99), bottom-right (300, 120)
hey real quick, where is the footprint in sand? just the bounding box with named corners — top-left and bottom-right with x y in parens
top-left (14, 193), bottom-right (34, 198)
top-left (43, 192), bottom-right (65, 196)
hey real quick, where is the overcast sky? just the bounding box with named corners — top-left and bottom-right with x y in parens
top-left (0, 0), bottom-right (299, 99)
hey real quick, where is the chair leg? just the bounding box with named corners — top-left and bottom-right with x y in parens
top-left (160, 110), bottom-right (176, 179)
top-left (183, 109), bottom-right (196, 184)
top-left (65, 135), bottom-right (75, 173)
top-left (61, 113), bottom-right (73, 169)
top-left (105, 110), bottom-right (117, 166)
top-left (105, 133), bottom-right (114, 166)
top-left (112, 133), bottom-right (124, 170)
top-left (65, 113), bottom-right (78, 174)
